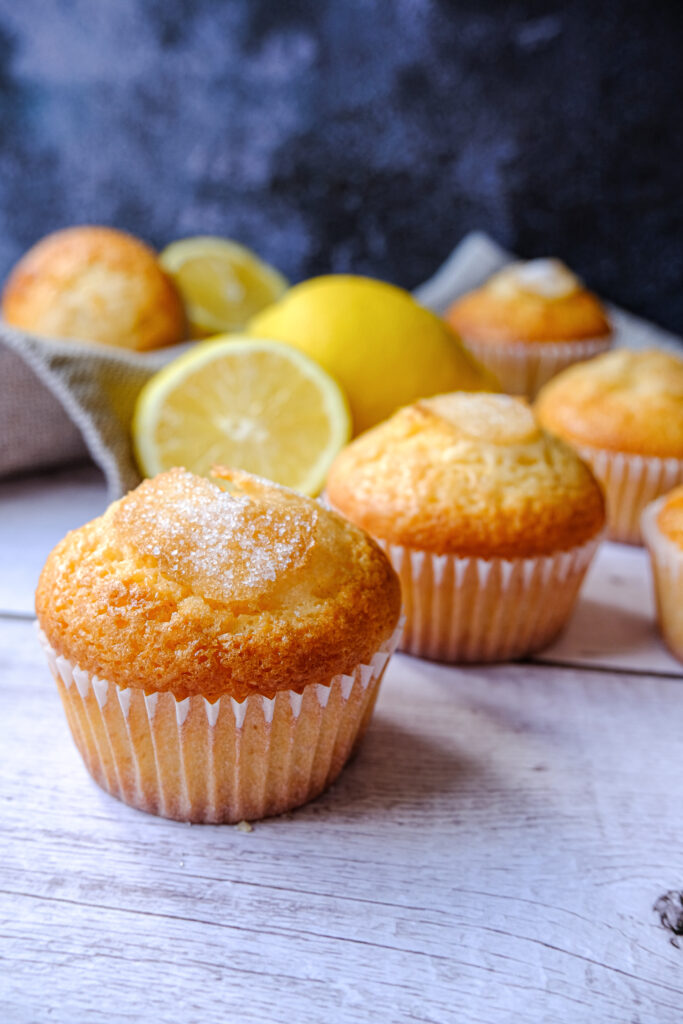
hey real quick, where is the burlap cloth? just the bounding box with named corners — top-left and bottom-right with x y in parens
top-left (2, 232), bottom-right (680, 499)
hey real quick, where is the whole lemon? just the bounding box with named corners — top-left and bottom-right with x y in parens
top-left (247, 275), bottom-right (497, 434)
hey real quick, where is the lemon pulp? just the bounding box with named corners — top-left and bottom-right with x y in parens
top-left (160, 237), bottom-right (288, 337)
top-left (133, 336), bottom-right (351, 496)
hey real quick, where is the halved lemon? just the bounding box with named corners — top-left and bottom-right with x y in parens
top-left (159, 236), bottom-right (288, 337)
top-left (132, 337), bottom-right (351, 495)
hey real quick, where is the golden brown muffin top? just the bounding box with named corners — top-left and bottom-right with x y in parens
top-left (535, 348), bottom-right (683, 458)
top-left (656, 486), bottom-right (683, 550)
top-left (36, 468), bottom-right (400, 701)
top-left (326, 392), bottom-right (605, 558)
top-left (2, 225), bottom-right (186, 351)
top-left (446, 259), bottom-right (611, 345)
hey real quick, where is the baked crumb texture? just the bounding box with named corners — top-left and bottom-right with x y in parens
top-left (327, 393), bottom-right (604, 662)
top-left (445, 260), bottom-right (612, 398)
top-left (446, 260), bottom-right (612, 345)
top-left (36, 467), bottom-right (401, 702)
top-left (537, 349), bottom-right (683, 544)
top-left (642, 489), bottom-right (683, 665)
top-left (327, 393), bottom-right (605, 559)
top-left (536, 349), bottom-right (683, 456)
top-left (35, 467), bottom-right (401, 822)
top-left (2, 225), bottom-right (186, 351)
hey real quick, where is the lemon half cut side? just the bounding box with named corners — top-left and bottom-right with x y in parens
top-left (133, 336), bottom-right (351, 495)
top-left (160, 237), bottom-right (288, 337)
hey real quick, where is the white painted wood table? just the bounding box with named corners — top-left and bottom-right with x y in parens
top-left (2, 465), bottom-right (683, 1024)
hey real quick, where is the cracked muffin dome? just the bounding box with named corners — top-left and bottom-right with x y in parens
top-left (2, 226), bottom-right (186, 351)
top-left (327, 392), bottom-right (604, 663)
top-left (535, 348), bottom-right (683, 458)
top-left (446, 259), bottom-right (611, 345)
top-left (536, 349), bottom-right (683, 543)
top-left (36, 467), bottom-right (401, 702)
top-left (326, 392), bottom-right (605, 559)
top-left (443, 260), bottom-right (613, 401)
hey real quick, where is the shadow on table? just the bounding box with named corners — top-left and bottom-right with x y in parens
top-left (306, 714), bottom-right (482, 823)
top-left (540, 595), bottom-right (664, 666)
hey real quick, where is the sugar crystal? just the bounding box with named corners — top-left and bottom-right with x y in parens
top-left (114, 469), bottom-right (318, 603)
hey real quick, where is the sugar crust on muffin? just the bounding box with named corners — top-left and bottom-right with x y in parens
top-left (36, 468), bottom-right (400, 701)
top-left (535, 348), bottom-right (683, 457)
top-left (2, 225), bottom-right (186, 351)
top-left (326, 392), bottom-right (605, 558)
top-left (446, 259), bottom-right (611, 345)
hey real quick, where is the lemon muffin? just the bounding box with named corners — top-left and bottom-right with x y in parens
top-left (642, 487), bottom-right (683, 664)
top-left (445, 259), bottom-right (612, 398)
top-left (3, 226), bottom-right (186, 350)
top-left (326, 392), bottom-right (605, 662)
top-left (536, 348), bottom-right (683, 545)
top-left (36, 467), bottom-right (401, 822)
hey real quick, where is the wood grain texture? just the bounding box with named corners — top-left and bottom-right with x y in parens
top-left (1, 617), bottom-right (683, 1023)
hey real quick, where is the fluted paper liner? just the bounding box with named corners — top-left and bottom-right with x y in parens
top-left (575, 446), bottom-right (683, 546)
top-left (376, 538), bottom-right (600, 663)
top-left (37, 620), bottom-right (402, 823)
top-left (641, 498), bottom-right (683, 664)
top-left (462, 335), bottom-right (612, 399)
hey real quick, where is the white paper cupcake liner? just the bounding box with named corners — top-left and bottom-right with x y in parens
top-left (575, 446), bottom-right (683, 545)
top-left (375, 537), bottom-right (600, 663)
top-left (36, 619), bottom-right (403, 823)
top-left (641, 498), bottom-right (683, 664)
top-left (462, 335), bottom-right (612, 399)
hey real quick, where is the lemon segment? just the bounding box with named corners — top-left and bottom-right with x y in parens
top-left (248, 275), bottom-right (497, 434)
top-left (132, 336), bottom-right (351, 495)
top-left (160, 237), bottom-right (288, 337)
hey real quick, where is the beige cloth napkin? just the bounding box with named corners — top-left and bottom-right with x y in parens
top-left (0, 324), bottom-right (181, 498)
top-left (1, 231), bottom-right (680, 499)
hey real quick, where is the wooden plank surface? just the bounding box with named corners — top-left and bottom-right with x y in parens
top-left (2, 614), bottom-right (683, 1023)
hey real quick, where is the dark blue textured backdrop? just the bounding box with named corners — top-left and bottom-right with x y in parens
top-left (0, 0), bottom-right (681, 329)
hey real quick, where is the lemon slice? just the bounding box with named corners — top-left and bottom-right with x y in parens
top-left (159, 237), bottom-right (288, 337)
top-left (132, 336), bottom-right (351, 494)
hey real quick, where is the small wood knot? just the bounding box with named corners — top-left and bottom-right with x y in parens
top-left (653, 890), bottom-right (683, 947)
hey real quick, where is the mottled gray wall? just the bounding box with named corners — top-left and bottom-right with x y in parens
top-left (0, 0), bottom-right (681, 330)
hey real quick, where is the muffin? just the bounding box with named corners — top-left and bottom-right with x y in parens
top-left (536, 348), bottom-right (683, 545)
top-left (445, 259), bottom-right (612, 398)
top-left (326, 392), bottom-right (605, 662)
top-left (642, 487), bottom-right (683, 664)
top-left (35, 467), bottom-right (401, 822)
top-left (2, 225), bottom-right (186, 350)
